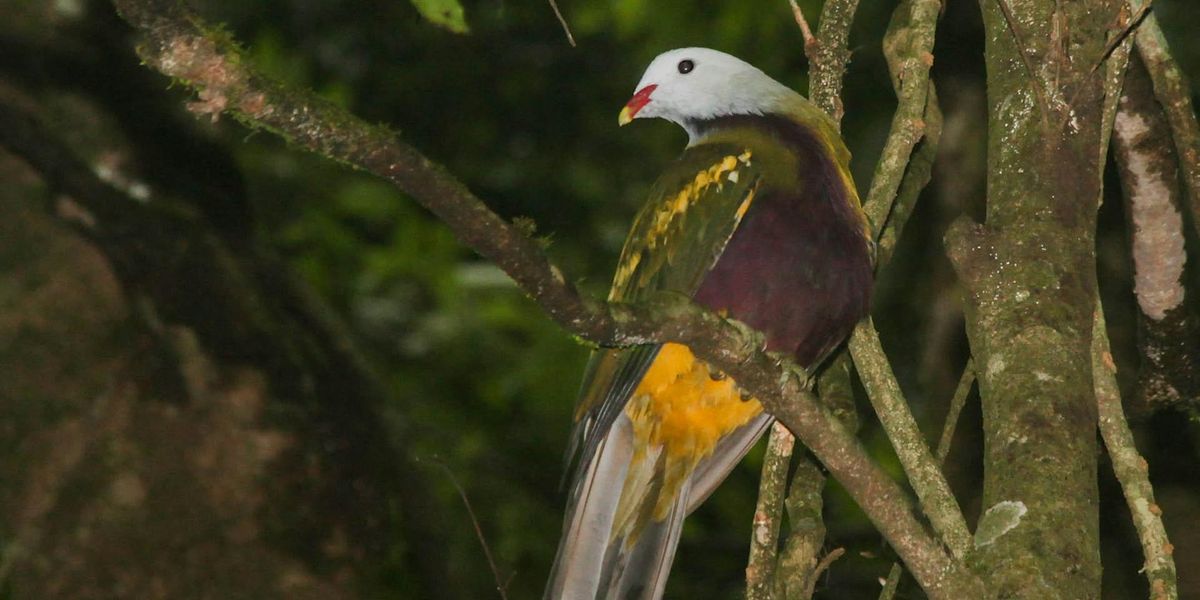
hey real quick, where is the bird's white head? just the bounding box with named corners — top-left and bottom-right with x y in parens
top-left (618, 48), bottom-right (799, 139)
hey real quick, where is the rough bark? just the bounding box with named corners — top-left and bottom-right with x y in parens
top-left (1112, 54), bottom-right (1199, 416)
top-left (945, 0), bottom-right (1119, 596)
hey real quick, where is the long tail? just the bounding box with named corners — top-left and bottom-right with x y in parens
top-left (546, 413), bottom-right (771, 600)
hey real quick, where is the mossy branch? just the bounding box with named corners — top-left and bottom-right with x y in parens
top-left (1092, 307), bottom-right (1179, 600)
top-left (852, 0), bottom-right (972, 561)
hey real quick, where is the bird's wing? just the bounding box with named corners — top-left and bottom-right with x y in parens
top-left (564, 142), bottom-right (764, 479)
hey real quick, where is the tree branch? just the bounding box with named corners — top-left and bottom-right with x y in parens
top-left (807, 0), bottom-right (861, 121)
top-left (1112, 53), bottom-right (1199, 415)
top-left (746, 422), bottom-right (796, 600)
top-left (1092, 306), bottom-right (1178, 600)
top-left (852, 0), bottom-right (972, 560)
top-left (1130, 0), bottom-right (1200, 239)
top-left (849, 322), bottom-right (971, 557)
top-left (950, 0), bottom-right (1116, 594)
top-left (879, 360), bottom-right (976, 599)
top-left (864, 0), bottom-right (941, 241)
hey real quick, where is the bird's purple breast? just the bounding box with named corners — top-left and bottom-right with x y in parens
top-left (692, 119), bottom-right (873, 367)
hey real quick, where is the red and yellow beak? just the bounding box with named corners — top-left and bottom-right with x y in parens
top-left (618, 84), bottom-right (657, 126)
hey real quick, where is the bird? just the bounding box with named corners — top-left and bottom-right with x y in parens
top-left (546, 48), bottom-right (874, 600)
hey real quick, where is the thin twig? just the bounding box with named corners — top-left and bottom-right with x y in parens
top-left (802, 547), bottom-right (845, 600)
top-left (430, 459), bottom-right (510, 600)
top-left (546, 0), bottom-right (576, 47)
top-left (787, 0), bottom-right (818, 58)
top-left (937, 360), bottom-right (976, 464)
top-left (1092, 307), bottom-right (1178, 599)
top-left (878, 563), bottom-right (903, 600)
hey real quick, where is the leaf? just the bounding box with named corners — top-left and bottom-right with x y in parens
top-left (410, 0), bottom-right (469, 34)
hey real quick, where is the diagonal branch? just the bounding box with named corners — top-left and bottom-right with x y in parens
top-left (108, 0), bottom-right (985, 596)
top-left (849, 321), bottom-right (971, 557)
top-left (879, 361), bottom-right (976, 599)
top-left (853, 0), bottom-right (972, 560)
top-left (1092, 306), bottom-right (1178, 600)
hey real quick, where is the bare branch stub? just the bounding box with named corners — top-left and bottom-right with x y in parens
top-left (787, 0), bottom-right (819, 60)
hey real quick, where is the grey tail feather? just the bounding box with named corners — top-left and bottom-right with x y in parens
top-left (604, 480), bottom-right (690, 600)
top-left (545, 415), bottom-right (634, 600)
top-left (547, 413), bottom-right (771, 599)
top-left (686, 413), bottom-right (772, 514)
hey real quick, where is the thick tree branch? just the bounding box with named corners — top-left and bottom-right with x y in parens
top-left (1112, 54), bottom-right (1199, 415)
top-left (108, 0), bottom-right (986, 596)
top-left (1130, 0), bottom-right (1200, 238)
top-left (949, 0), bottom-right (1115, 595)
top-left (1092, 307), bottom-right (1178, 600)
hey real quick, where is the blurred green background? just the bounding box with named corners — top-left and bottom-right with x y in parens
top-left (4, 0), bottom-right (1200, 598)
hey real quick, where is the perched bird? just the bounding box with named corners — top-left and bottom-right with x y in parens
top-left (546, 48), bottom-right (873, 600)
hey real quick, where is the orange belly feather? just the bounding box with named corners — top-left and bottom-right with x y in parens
top-left (619, 343), bottom-right (762, 529)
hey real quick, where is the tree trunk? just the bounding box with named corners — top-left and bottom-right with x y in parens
top-left (945, 0), bottom-right (1120, 596)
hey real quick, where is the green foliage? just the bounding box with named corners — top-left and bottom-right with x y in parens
top-left (410, 0), bottom-right (469, 34)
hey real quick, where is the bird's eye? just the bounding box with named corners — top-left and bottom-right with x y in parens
top-left (677, 59), bottom-right (695, 74)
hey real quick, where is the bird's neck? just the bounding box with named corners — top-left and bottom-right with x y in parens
top-left (683, 113), bottom-right (807, 149)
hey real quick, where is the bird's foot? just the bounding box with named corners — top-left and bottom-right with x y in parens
top-left (767, 351), bottom-right (813, 392)
top-left (723, 317), bottom-right (766, 363)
